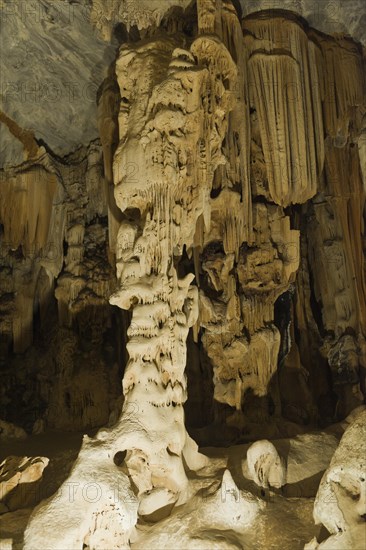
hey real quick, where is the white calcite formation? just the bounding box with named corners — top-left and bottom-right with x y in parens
top-left (245, 439), bottom-right (286, 489)
top-left (307, 408), bottom-right (366, 549)
top-left (198, 468), bottom-right (265, 532)
top-left (241, 432), bottom-right (339, 498)
top-left (108, 0), bottom-right (244, 507)
top-left (23, 434), bottom-right (138, 550)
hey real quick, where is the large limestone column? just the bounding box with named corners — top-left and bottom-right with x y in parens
top-left (109, 0), bottom-right (245, 508)
top-left (24, 1), bottom-right (245, 547)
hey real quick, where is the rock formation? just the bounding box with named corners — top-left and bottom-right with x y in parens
top-left (307, 408), bottom-right (366, 549)
top-left (245, 439), bottom-right (286, 489)
top-left (0, 456), bottom-right (49, 514)
top-left (1, 0), bottom-right (364, 439)
top-left (0, 0), bottom-right (365, 548)
top-left (0, 141), bottom-right (124, 432)
top-left (198, 468), bottom-right (265, 532)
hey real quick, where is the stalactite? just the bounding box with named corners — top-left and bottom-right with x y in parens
top-left (0, 164), bottom-right (58, 255)
top-left (243, 12), bottom-right (324, 206)
top-left (312, 32), bottom-right (365, 141)
top-left (97, 69), bottom-right (123, 253)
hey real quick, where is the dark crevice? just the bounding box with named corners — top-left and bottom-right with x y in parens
top-left (308, 264), bottom-right (326, 338)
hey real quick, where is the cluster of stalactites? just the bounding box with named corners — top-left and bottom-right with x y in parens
top-left (0, 164), bottom-right (58, 256)
top-left (0, 152), bottom-right (65, 354)
top-left (307, 143), bottom-right (366, 339)
top-left (196, 0), bottom-right (252, 244)
top-left (243, 14), bottom-right (324, 206)
top-left (313, 33), bottom-right (365, 143)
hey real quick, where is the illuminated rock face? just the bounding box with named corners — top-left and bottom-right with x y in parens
top-left (108, 0), bottom-right (364, 515)
top-left (305, 408), bottom-right (366, 549)
top-left (314, 408), bottom-right (366, 533)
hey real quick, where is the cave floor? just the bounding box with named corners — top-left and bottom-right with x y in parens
top-left (0, 428), bottom-right (336, 550)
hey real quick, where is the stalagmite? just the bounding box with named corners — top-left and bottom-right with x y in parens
top-left (199, 468), bottom-right (265, 531)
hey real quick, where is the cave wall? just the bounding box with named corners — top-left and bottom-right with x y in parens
top-left (0, 141), bottom-right (125, 432)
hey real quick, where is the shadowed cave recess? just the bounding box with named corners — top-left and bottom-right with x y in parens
top-left (0, 1), bottom-right (365, 549)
